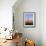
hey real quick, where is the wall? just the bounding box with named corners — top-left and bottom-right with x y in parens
top-left (13, 0), bottom-right (41, 46)
top-left (0, 0), bottom-right (16, 30)
top-left (0, 0), bottom-right (16, 38)
top-left (41, 0), bottom-right (46, 46)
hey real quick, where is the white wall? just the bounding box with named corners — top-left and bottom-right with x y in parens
top-left (0, 0), bottom-right (16, 30)
top-left (13, 0), bottom-right (41, 46)
top-left (41, 0), bottom-right (46, 46)
top-left (0, 0), bottom-right (17, 39)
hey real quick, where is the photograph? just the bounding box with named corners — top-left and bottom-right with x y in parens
top-left (23, 12), bottom-right (36, 28)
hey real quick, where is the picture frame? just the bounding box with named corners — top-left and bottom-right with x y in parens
top-left (23, 12), bottom-right (36, 28)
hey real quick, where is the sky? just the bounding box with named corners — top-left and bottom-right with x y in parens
top-left (24, 12), bottom-right (33, 20)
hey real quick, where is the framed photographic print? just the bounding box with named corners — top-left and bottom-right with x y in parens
top-left (23, 12), bottom-right (36, 28)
